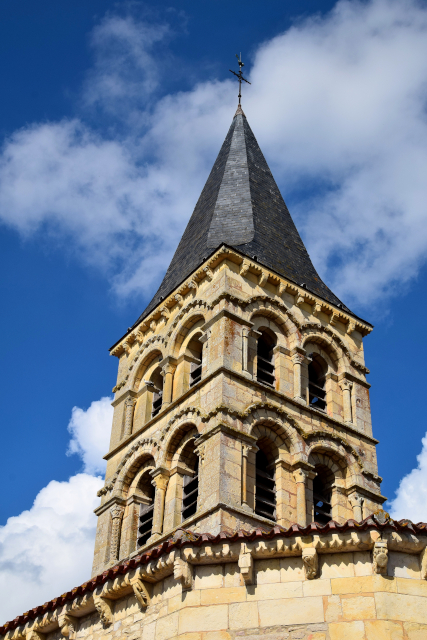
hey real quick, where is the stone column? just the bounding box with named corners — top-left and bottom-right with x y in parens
top-left (150, 469), bottom-right (169, 539)
top-left (292, 352), bottom-right (306, 401)
top-left (123, 396), bottom-right (137, 438)
top-left (109, 504), bottom-right (125, 564)
top-left (340, 380), bottom-right (353, 423)
top-left (161, 362), bottom-right (176, 407)
top-left (293, 468), bottom-right (308, 526)
top-left (241, 444), bottom-right (256, 510)
top-left (242, 328), bottom-right (249, 373)
top-left (349, 492), bottom-right (364, 522)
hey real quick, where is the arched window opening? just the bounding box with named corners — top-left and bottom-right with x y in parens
top-left (257, 330), bottom-right (276, 386)
top-left (255, 449), bottom-right (276, 520)
top-left (150, 367), bottom-right (164, 418)
top-left (313, 467), bottom-right (332, 525)
top-left (308, 354), bottom-right (327, 411)
top-left (182, 457), bottom-right (199, 520)
top-left (189, 334), bottom-right (203, 387)
top-left (137, 472), bottom-right (155, 546)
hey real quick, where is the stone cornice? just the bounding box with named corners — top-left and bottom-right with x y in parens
top-left (2, 515), bottom-right (426, 638)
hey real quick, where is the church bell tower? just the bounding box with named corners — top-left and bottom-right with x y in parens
top-left (92, 100), bottom-right (384, 577)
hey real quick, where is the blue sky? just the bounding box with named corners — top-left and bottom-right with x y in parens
top-left (1, 0), bottom-right (427, 623)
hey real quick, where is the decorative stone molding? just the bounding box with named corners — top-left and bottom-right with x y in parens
top-left (238, 545), bottom-right (254, 584)
top-left (109, 505), bottom-right (125, 564)
top-left (372, 540), bottom-right (388, 574)
top-left (302, 548), bottom-right (318, 580)
top-left (173, 557), bottom-right (193, 590)
top-left (92, 594), bottom-right (114, 626)
top-left (123, 396), bottom-right (137, 438)
top-left (58, 614), bottom-right (77, 639)
top-left (26, 632), bottom-right (45, 640)
top-left (98, 436), bottom-right (160, 496)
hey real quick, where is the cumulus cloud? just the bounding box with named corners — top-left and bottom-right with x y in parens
top-left (388, 432), bottom-right (427, 522)
top-left (67, 396), bottom-right (113, 475)
top-left (2, 0), bottom-right (427, 308)
top-left (0, 398), bottom-right (112, 624)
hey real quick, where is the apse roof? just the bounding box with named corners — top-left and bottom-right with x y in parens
top-left (132, 107), bottom-right (354, 329)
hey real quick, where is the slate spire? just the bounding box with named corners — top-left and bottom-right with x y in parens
top-left (135, 109), bottom-right (350, 324)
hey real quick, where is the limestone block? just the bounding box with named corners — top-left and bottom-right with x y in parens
top-left (156, 612), bottom-right (179, 640)
top-left (404, 622), bottom-right (427, 639)
top-left (178, 605), bottom-right (228, 633)
top-left (257, 596), bottom-right (324, 626)
top-left (320, 553), bottom-right (355, 579)
top-left (324, 595), bottom-right (343, 623)
top-left (353, 551), bottom-right (371, 576)
top-left (375, 592), bottom-right (427, 624)
top-left (328, 621), bottom-right (365, 640)
top-left (364, 620), bottom-right (404, 640)
top-left (201, 632), bottom-right (231, 640)
top-left (302, 579), bottom-right (331, 597)
top-left (246, 581), bottom-right (303, 601)
top-left (388, 552), bottom-right (420, 579)
top-left (228, 602), bottom-right (259, 630)
top-left (168, 590), bottom-right (201, 614)
top-left (396, 577), bottom-right (427, 597)
top-left (194, 565), bottom-right (223, 590)
top-left (200, 587), bottom-right (246, 605)
top-left (280, 556), bottom-right (305, 582)
top-left (255, 559), bottom-right (280, 584)
top-left (331, 574), bottom-right (396, 595)
top-left (341, 595), bottom-right (376, 620)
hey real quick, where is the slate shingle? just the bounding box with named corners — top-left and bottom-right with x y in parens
top-left (133, 110), bottom-right (353, 327)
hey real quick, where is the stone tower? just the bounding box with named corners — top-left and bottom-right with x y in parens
top-left (4, 107), bottom-right (427, 640)
top-left (92, 105), bottom-right (384, 576)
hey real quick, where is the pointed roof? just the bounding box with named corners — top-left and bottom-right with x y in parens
top-left (134, 108), bottom-right (352, 326)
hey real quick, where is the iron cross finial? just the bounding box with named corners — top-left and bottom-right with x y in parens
top-left (230, 53), bottom-right (251, 106)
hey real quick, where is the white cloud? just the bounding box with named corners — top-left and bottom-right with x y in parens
top-left (388, 432), bottom-right (427, 523)
top-left (0, 473), bottom-right (102, 624)
top-left (2, 0), bottom-right (426, 308)
top-left (0, 397), bottom-right (112, 624)
top-left (67, 396), bottom-right (113, 475)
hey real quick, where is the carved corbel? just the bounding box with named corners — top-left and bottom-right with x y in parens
top-left (372, 540), bottom-right (388, 574)
top-left (135, 330), bottom-right (144, 345)
top-left (160, 306), bottom-right (170, 320)
top-left (295, 294), bottom-right (305, 307)
top-left (277, 282), bottom-right (286, 297)
top-left (93, 593), bottom-right (114, 626)
top-left (173, 557), bottom-right (193, 590)
top-left (347, 320), bottom-right (356, 335)
top-left (203, 265), bottom-right (214, 281)
top-left (238, 545), bottom-right (254, 585)
top-left (123, 341), bottom-right (131, 355)
top-left (174, 293), bottom-right (184, 308)
top-left (240, 260), bottom-right (251, 277)
top-left (302, 548), bottom-right (318, 580)
top-left (58, 614), bottom-right (78, 639)
top-left (149, 320), bottom-right (156, 332)
top-left (187, 279), bottom-right (197, 291)
top-left (130, 577), bottom-right (151, 609)
top-left (330, 312), bottom-right (339, 327)
top-left (313, 303), bottom-right (322, 317)
top-left (259, 271), bottom-right (269, 287)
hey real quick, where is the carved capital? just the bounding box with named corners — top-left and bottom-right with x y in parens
top-left (293, 468), bottom-right (309, 484)
top-left (93, 594), bottom-right (114, 626)
top-left (302, 548), bottom-right (318, 580)
top-left (151, 470), bottom-right (169, 491)
top-left (292, 353), bottom-right (305, 366)
top-left (173, 557), bottom-right (193, 590)
top-left (195, 444), bottom-right (205, 465)
top-left (372, 540), bottom-right (388, 574)
top-left (339, 380), bottom-right (353, 392)
top-left (58, 614), bottom-right (77, 639)
top-left (110, 504), bottom-right (125, 520)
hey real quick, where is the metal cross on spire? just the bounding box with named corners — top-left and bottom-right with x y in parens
top-left (230, 53), bottom-right (251, 106)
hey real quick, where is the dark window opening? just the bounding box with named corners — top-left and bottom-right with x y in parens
top-left (138, 478), bottom-right (155, 546)
top-left (151, 367), bottom-right (164, 418)
top-left (189, 336), bottom-right (203, 387)
top-left (308, 354), bottom-right (326, 411)
top-left (255, 450), bottom-right (276, 520)
top-left (257, 331), bottom-right (276, 386)
top-left (313, 474), bottom-right (332, 525)
top-left (182, 458), bottom-right (199, 521)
